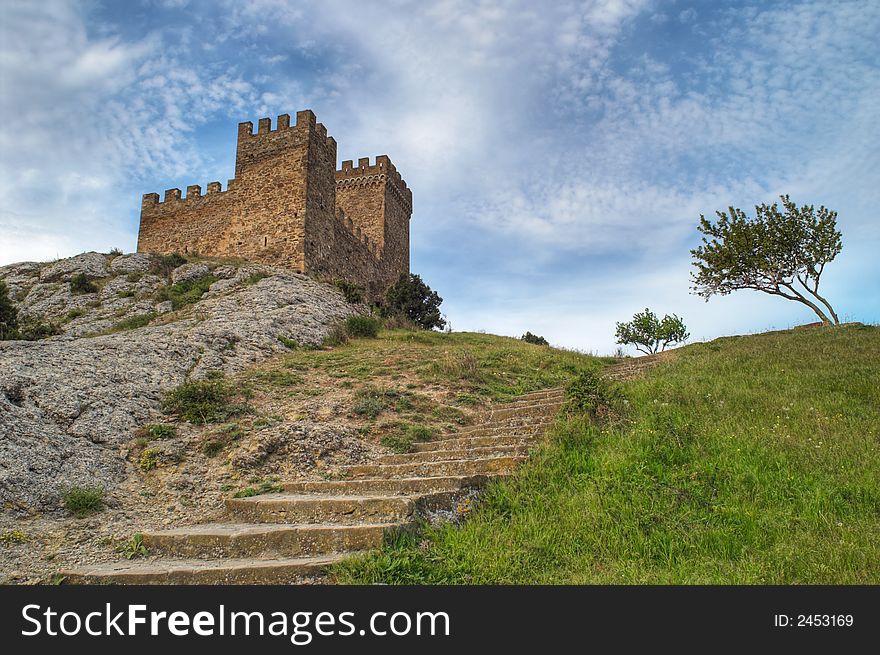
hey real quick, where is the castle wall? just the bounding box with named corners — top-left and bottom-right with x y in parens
top-left (137, 110), bottom-right (411, 300)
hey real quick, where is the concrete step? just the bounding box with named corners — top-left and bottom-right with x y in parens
top-left (226, 494), bottom-right (418, 524)
top-left (282, 474), bottom-right (502, 496)
top-left (414, 434), bottom-right (538, 452)
top-left (444, 419), bottom-right (552, 440)
top-left (377, 444), bottom-right (530, 465)
top-left (140, 522), bottom-right (402, 559)
top-left (477, 400), bottom-right (563, 422)
top-left (497, 395), bottom-right (565, 410)
top-left (60, 554), bottom-right (345, 585)
top-left (508, 388), bottom-right (564, 402)
top-left (339, 455), bottom-right (526, 480)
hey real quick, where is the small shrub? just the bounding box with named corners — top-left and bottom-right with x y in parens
top-left (140, 424), bottom-right (177, 440)
top-left (233, 481), bottom-right (283, 498)
top-left (118, 533), bottom-right (148, 560)
top-left (277, 334), bottom-right (299, 349)
top-left (202, 439), bottom-right (225, 457)
top-left (161, 375), bottom-right (250, 424)
top-left (126, 272), bottom-right (143, 283)
top-left (565, 369), bottom-right (618, 420)
top-left (242, 271), bottom-right (269, 286)
top-left (0, 530), bottom-right (27, 545)
top-left (117, 289), bottom-right (136, 298)
top-left (0, 280), bottom-right (18, 340)
top-left (139, 448), bottom-right (160, 472)
top-left (381, 424), bottom-right (434, 453)
top-left (381, 314), bottom-right (420, 331)
top-left (150, 253), bottom-right (187, 279)
top-left (323, 321), bottom-right (349, 348)
top-left (521, 331), bottom-right (549, 346)
top-left (16, 320), bottom-right (62, 340)
top-left (353, 386), bottom-right (389, 419)
top-left (108, 248), bottom-right (123, 257)
top-left (346, 315), bottom-right (381, 338)
top-left (70, 273), bottom-right (98, 295)
top-left (63, 487), bottom-right (104, 518)
top-left (64, 308), bottom-right (85, 322)
top-left (105, 312), bottom-right (156, 333)
top-left (155, 274), bottom-right (218, 310)
top-left (334, 279), bottom-right (364, 303)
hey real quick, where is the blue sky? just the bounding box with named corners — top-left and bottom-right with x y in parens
top-left (1, 0), bottom-right (878, 352)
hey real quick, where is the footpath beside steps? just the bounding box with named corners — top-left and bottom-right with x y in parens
top-left (61, 387), bottom-right (565, 584)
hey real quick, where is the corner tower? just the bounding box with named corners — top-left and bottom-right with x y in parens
top-left (335, 155), bottom-right (413, 290)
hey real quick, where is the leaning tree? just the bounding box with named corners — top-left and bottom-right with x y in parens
top-left (691, 195), bottom-right (842, 325)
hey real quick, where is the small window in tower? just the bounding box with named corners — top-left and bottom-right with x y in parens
top-left (264, 237), bottom-right (268, 247)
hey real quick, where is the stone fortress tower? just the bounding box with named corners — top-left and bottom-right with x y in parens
top-left (137, 110), bottom-right (412, 300)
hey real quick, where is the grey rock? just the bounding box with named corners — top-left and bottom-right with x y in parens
top-left (0, 255), bottom-right (355, 514)
top-left (171, 262), bottom-right (210, 285)
top-left (39, 252), bottom-right (109, 282)
top-left (109, 253), bottom-right (152, 275)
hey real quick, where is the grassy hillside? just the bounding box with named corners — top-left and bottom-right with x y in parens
top-left (335, 324), bottom-right (880, 584)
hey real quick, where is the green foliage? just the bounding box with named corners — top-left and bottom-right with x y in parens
top-left (380, 424), bottom-right (435, 453)
top-left (0, 281), bottom-right (18, 340)
top-left (141, 423), bottom-right (177, 439)
top-left (233, 481), bottom-right (283, 498)
top-left (242, 271), bottom-right (269, 286)
top-left (118, 533), bottom-right (148, 560)
top-left (64, 308), bottom-right (85, 322)
top-left (521, 331), bottom-right (549, 346)
top-left (161, 375), bottom-right (250, 424)
top-left (277, 334), bottom-right (300, 349)
top-left (384, 273), bottom-right (446, 331)
top-left (138, 448), bottom-right (160, 472)
top-left (150, 253), bottom-right (187, 279)
top-left (565, 370), bottom-right (618, 420)
top-left (108, 248), bottom-right (123, 257)
top-left (334, 279), bottom-right (364, 304)
top-left (323, 321), bottom-right (350, 347)
top-left (346, 315), bottom-right (381, 338)
top-left (0, 530), bottom-right (27, 545)
top-left (692, 195), bottom-right (842, 325)
top-left (352, 385), bottom-right (390, 418)
top-left (106, 312), bottom-right (157, 333)
top-left (615, 308), bottom-right (689, 355)
top-left (69, 273), bottom-right (98, 295)
top-left (337, 324), bottom-right (880, 584)
top-left (17, 320), bottom-right (63, 340)
top-left (155, 274), bottom-right (217, 310)
top-left (202, 439), bottom-right (225, 457)
top-left (63, 487), bottom-right (104, 518)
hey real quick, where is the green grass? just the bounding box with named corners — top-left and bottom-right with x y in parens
top-left (233, 481), bottom-right (284, 498)
top-left (335, 324), bottom-right (880, 584)
top-left (280, 329), bottom-right (609, 400)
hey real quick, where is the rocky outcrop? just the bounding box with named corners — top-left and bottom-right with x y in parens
top-left (0, 252), bottom-right (359, 514)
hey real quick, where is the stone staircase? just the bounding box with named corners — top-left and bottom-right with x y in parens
top-left (61, 387), bottom-right (564, 584)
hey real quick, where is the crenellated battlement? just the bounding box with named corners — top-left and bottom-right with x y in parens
top-left (138, 109), bottom-right (410, 300)
top-left (336, 155), bottom-right (412, 211)
top-left (141, 180), bottom-right (233, 211)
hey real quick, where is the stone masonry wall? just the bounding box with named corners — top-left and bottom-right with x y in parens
top-left (137, 110), bottom-right (411, 299)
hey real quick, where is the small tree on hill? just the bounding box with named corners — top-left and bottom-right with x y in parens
top-left (521, 331), bottom-right (549, 345)
top-left (615, 308), bottom-right (689, 355)
top-left (0, 281), bottom-right (18, 340)
top-left (691, 195), bottom-right (842, 325)
top-left (384, 273), bottom-right (446, 331)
